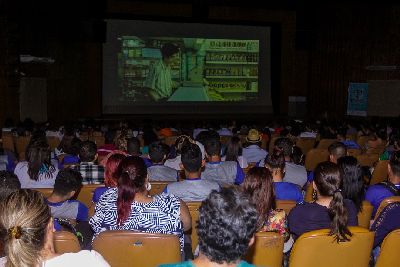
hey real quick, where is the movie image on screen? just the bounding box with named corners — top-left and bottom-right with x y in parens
top-left (118, 37), bottom-right (259, 102)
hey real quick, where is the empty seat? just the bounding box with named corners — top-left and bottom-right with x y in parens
top-left (244, 232), bottom-right (284, 267)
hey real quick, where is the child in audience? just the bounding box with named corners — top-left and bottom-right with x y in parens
top-left (46, 169), bottom-right (88, 222)
top-left (160, 188), bottom-right (257, 267)
top-left (147, 141), bottom-right (178, 182)
top-left (75, 141), bottom-right (104, 184)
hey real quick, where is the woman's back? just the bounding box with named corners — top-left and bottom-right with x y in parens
top-left (14, 161), bottom-right (59, 188)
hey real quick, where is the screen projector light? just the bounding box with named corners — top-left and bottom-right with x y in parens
top-left (365, 65), bottom-right (398, 71)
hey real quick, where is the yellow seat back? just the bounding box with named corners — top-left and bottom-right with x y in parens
top-left (370, 160), bottom-right (388, 185)
top-left (276, 200), bottom-right (296, 214)
top-left (244, 232), bottom-right (284, 267)
top-left (356, 153), bottom-right (379, 167)
top-left (296, 138), bottom-right (316, 155)
top-left (375, 229), bottom-right (400, 267)
top-left (357, 201), bottom-right (373, 229)
top-left (305, 149), bottom-right (329, 171)
top-left (54, 231), bottom-right (81, 253)
top-left (149, 181), bottom-right (171, 195)
top-left (92, 231), bottom-right (180, 267)
top-left (76, 184), bottom-right (104, 208)
top-left (374, 196), bottom-right (400, 220)
top-left (289, 227), bottom-right (374, 267)
top-left (316, 139), bottom-right (338, 150)
top-left (186, 201), bottom-right (201, 253)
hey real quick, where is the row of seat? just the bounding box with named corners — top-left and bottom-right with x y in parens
top-left (53, 227), bottom-right (400, 267)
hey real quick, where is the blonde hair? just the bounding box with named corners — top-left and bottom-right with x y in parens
top-left (0, 189), bottom-right (51, 267)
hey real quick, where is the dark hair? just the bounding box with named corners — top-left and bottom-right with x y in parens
top-left (265, 147), bottom-right (285, 170)
top-left (174, 135), bottom-right (194, 155)
top-left (53, 169), bottom-right (83, 196)
top-left (291, 146), bottom-right (305, 165)
top-left (105, 153), bottom-right (126, 187)
top-left (225, 136), bottom-right (243, 162)
top-left (116, 156), bottom-right (147, 225)
top-left (242, 167), bottom-right (276, 229)
top-left (389, 150), bottom-right (400, 177)
top-left (79, 141), bottom-right (97, 162)
top-left (26, 138), bottom-right (55, 181)
top-left (181, 143), bottom-right (202, 172)
top-left (204, 138), bottom-right (221, 157)
top-left (197, 188), bottom-right (257, 264)
top-left (314, 161), bottom-right (352, 242)
top-left (274, 137), bottom-right (294, 157)
top-left (66, 137), bottom-right (82, 156)
top-left (328, 142), bottom-right (347, 159)
top-left (338, 156), bottom-right (365, 213)
top-left (127, 137), bottom-right (141, 155)
top-left (149, 141), bottom-right (167, 163)
top-left (160, 43), bottom-right (179, 59)
top-left (0, 171), bottom-right (21, 201)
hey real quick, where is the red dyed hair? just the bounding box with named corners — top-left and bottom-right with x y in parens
top-left (116, 156), bottom-right (147, 225)
top-left (104, 153), bottom-right (126, 187)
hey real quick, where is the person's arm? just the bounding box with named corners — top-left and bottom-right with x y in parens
top-left (234, 163), bottom-right (245, 185)
top-left (179, 200), bottom-right (192, 232)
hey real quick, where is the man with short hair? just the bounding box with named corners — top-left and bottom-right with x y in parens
top-left (75, 141), bottom-right (104, 184)
top-left (328, 142), bottom-right (348, 164)
top-left (160, 188), bottom-right (257, 267)
top-left (127, 137), bottom-right (152, 167)
top-left (47, 169), bottom-right (88, 222)
top-left (202, 138), bottom-right (244, 186)
top-left (147, 141), bottom-right (178, 182)
top-left (366, 151), bottom-right (400, 217)
top-left (0, 170), bottom-right (21, 201)
top-left (165, 143), bottom-right (219, 202)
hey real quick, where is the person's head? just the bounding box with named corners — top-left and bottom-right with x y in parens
top-left (114, 131), bottom-right (128, 151)
top-left (127, 137), bottom-right (141, 156)
top-left (225, 136), bottom-right (243, 162)
top-left (313, 161), bottom-right (352, 242)
top-left (197, 188), bottom-right (257, 264)
top-left (67, 137), bottom-right (82, 156)
top-left (328, 142), bottom-right (347, 164)
top-left (388, 151), bottom-right (400, 183)
top-left (291, 146), bottom-right (305, 165)
top-left (52, 169), bottom-right (83, 199)
top-left (265, 147), bottom-right (286, 179)
top-left (174, 135), bottom-right (194, 156)
top-left (79, 141), bottom-right (97, 162)
top-left (0, 189), bottom-right (52, 267)
top-left (337, 156), bottom-right (364, 213)
top-left (0, 171), bottom-right (21, 201)
top-left (245, 129), bottom-right (262, 147)
top-left (242, 167), bottom-right (276, 229)
top-left (105, 153), bottom-right (126, 187)
top-left (116, 156), bottom-right (148, 225)
top-left (26, 138), bottom-right (54, 181)
top-left (148, 141), bottom-right (168, 164)
top-left (204, 138), bottom-right (221, 159)
top-left (180, 143), bottom-right (204, 174)
top-left (160, 43), bottom-right (180, 63)
top-left (274, 137), bottom-right (294, 159)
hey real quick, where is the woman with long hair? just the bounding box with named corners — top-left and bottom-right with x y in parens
top-left (0, 189), bottom-right (110, 267)
top-left (288, 161), bottom-right (358, 242)
top-left (14, 138), bottom-right (59, 188)
top-left (338, 156), bottom-right (365, 213)
top-left (92, 153), bottom-right (126, 203)
top-left (242, 167), bottom-right (289, 241)
top-left (222, 136), bottom-right (248, 168)
top-left (90, 156), bottom-right (191, 253)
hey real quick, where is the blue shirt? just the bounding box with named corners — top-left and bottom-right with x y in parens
top-left (160, 260), bottom-right (255, 267)
top-left (371, 202), bottom-right (400, 248)
top-left (341, 140), bottom-right (360, 149)
top-left (274, 182), bottom-right (303, 203)
top-left (92, 186), bottom-right (110, 203)
top-left (365, 183), bottom-right (400, 218)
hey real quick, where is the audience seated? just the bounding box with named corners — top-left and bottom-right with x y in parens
top-left (0, 189), bottom-right (110, 266)
top-left (365, 151), bottom-right (400, 217)
top-left (0, 170), bottom-right (21, 201)
top-left (74, 141), bottom-right (104, 184)
top-left (93, 153), bottom-right (126, 203)
top-left (165, 135), bottom-right (193, 171)
top-left (147, 141), bottom-right (178, 182)
top-left (288, 161), bottom-right (358, 241)
top-left (338, 156), bottom-right (365, 213)
top-left (242, 167), bottom-right (289, 241)
top-left (127, 137), bottom-right (152, 167)
top-left (328, 142), bottom-right (347, 164)
top-left (264, 149), bottom-right (303, 203)
top-left (165, 143), bottom-right (219, 201)
top-left (221, 136), bottom-right (248, 168)
top-left (242, 129), bottom-right (268, 163)
top-left (14, 137), bottom-right (59, 188)
top-left (46, 169), bottom-right (88, 222)
top-left (58, 137), bottom-right (82, 169)
top-left (370, 202), bottom-right (400, 250)
top-left (202, 138), bottom-right (244, 186)
top-left (160, 188), bottom-right (257, 267)
top-left (89, 156), bottom-right (191, 253)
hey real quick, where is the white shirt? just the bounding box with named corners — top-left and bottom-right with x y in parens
top-left (283, 162), bottom-right (308, 188)
top-left (221, 155), bottom-right (248, 169)
top-left (144, 59), bottom-right (173, 98)
top-left (217, 128), bottom-right (233, 136)
top-left (0, 250), bottom-right (110, 267)
top-left (14, 161), bottom-right (59, 188)
top-left (242, 145), bottom-right (268, 163)
top-left (164, 155), bottom-right (182, 171)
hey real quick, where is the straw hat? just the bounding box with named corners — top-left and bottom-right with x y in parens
top-left (246, 129), bottom-right (262, 143)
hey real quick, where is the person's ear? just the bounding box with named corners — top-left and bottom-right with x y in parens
top-left (388, 164), bottom-right (392, 177)
top-left (201, 159), bottom-right (206, 168)
top-left (248, 235), bottom-right (255, 247)
top-left (94, 153), bottom-right (98, 162)
top-left (312, 181), bottom-right (317, 191)
top-left (68, 190), bottom-right (76, 199)
top-left (179, 163), bottom-right (184, 170)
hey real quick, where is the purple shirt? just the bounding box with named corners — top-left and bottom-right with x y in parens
top-left (371, 202), bottom-right (400, 248)
top-left (365, 184), bottom-right (400, 218)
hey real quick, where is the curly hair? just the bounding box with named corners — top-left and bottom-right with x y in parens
top-left (197, 188), bottom-right (257, 264)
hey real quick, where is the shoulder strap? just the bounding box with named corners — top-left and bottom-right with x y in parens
top-left (378, 181), bottom-right (400, 196)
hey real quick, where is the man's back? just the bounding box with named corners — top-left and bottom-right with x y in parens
top-left (166, 179), bottom-right (220, 202)
top-left (283, 162), bottom-right (307, 188)
top-left (148, 165), bottom-right (178, 182)
top-left (202, 161), bottom-right (240, 186)
top-left (75, 162), bottom-right (104, 184)
top-left (242, 145), bottom-right (267, 163)
top-left (365, 183), bottom-right (399, 217)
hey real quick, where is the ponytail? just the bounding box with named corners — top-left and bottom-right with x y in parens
top-left (328, 189), bottom-right (352, 242)
top-left (116, 156), bottom-right (147, 225)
